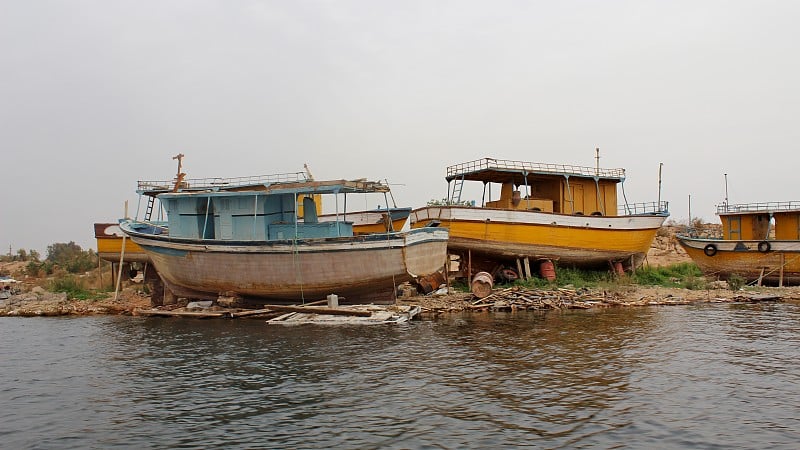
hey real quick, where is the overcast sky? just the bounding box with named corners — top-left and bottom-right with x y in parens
top-left (2, 0), bottom-right (799, 255)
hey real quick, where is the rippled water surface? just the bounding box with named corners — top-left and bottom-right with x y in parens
top-left (2, 303), bottom-right (800, 449)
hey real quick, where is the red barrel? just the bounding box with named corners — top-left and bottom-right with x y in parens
top-left (539, 260), bottom-right (556, 281)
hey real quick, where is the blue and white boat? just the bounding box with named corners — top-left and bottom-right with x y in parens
top-left (119, 171), bottom-right (449, 304)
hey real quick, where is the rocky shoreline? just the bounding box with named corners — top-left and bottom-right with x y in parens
top-left (2, 283), bottom-right (798, 318)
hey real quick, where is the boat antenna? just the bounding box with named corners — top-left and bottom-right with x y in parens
top-left (724, 173), bottom-right (729, 207)
top-left (657, 162), bottom-right (663, 210)
top-left (304, 163), bottom-right (315, 181)
top-left (172, 153), bottom-right (186, 192)
top-left (595, 147), bottom-right (600, 175)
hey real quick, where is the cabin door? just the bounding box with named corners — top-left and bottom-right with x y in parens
top-left (727, 216), bottom-right (741, 240)
top-left (571, 184), bottom-right (584, 215)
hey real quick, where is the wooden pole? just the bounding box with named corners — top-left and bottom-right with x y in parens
top-left (780, 253), bottom-right (785, 287)
top-left (114, 201), bottom-right (128, 301)
top-left (98, 255), bottom-right (103, 289)
top-left (523, 257), bottom-right (532, 280)
top-left (261, 304), bottom-right (372, 317)
top-left (114, 236), bottom-right (126, 301)
top-left (516, 258), bottom-right (524, 280)
top-left (468, 250), bottom-right (472, 281)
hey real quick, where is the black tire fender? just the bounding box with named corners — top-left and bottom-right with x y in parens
top-left (703, 244), bottom-right (718, 257)
top-left (758, 241), bottom-right (771, 253)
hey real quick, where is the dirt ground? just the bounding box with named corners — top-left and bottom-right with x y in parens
top-left (3, 224), bottom-right (794, 318)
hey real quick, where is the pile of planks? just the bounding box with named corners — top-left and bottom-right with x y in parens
top-left (466, 286), bottom-right (616, 311)
top-left (464, 287), bottom-right (786, 312)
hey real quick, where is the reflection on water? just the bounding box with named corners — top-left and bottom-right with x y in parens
top-left (2, 304), bottom-right (800, 448)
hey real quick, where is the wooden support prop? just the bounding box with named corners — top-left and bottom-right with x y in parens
top-left (261, 304), bottom-right (372, 317)
top-left (468, 250), bottom-right (472, 281)
top-left (757, 267), bottom-right (765, 287)
top-left (516, 258), bottom-right (524, 280)
top-left (780, 253), bottom-right (785, 288)
top-left (523, 257), bottom-right (532, 280)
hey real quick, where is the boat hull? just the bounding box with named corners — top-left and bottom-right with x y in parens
top-left (121, 225), bottom-right (449, 303)
top-left (411, 206), bottom-right (666, 268)
top-left (678, 236), bottom-right (800, 284)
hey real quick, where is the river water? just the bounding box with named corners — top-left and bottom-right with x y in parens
top-left (1, 303), bottom-right (799, 449)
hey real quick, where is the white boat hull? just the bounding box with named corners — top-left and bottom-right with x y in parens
top-left (122, 225), bottom-right (449, 303)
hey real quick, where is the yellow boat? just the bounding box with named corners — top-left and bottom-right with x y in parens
top-left (94, 223), bottom-right (149, 264)
top-left (410, 157), bottom-right (669, 277)
top-left (678, 202), bottom-right (800, 285)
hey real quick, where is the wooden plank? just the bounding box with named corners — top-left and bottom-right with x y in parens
top-left (137, 309), bottom-right (226, 318)
top-left (516, 258), bottom-right (524, 280)
top-left (229, 309), bottom-right (272, 318)
top-left (523, 257), bottom-right (532, 280)
top-left (261, 304), bottom-right (372, 317)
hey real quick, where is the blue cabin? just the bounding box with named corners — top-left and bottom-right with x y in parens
top-left (148, 178), bottom-right (392, 241)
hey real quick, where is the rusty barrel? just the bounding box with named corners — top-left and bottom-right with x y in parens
top-left (539, 260), bottom-right (556, 281)
top-left (471, 271), bottom-right (494, 298)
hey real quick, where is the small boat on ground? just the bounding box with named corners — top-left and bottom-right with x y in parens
top-left (410, 157), bottom-right (669, 279)
top-left (317, 207), bottom-right (412, 234)
top-left (120, 169), bottom-right (449, 305)
top-left (677, 201), bottom-right (800, 286)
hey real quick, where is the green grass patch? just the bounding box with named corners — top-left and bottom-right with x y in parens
top-left (47, 275), bottom-right (107, 300)
top-left (631, 263), bottom-right (705, 289)
top-left (477, 262), bottom-right (707, 290)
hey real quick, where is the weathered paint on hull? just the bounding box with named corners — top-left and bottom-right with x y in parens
top-left (126, 228), bottom-right (448, 303)
top-left (678, 237), bottom-right (800, 284)
top-left (411, 206), bottom-right (665, 267)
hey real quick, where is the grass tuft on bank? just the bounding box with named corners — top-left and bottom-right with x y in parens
top-left (47, 274), bottom-right (110, 300)
top-left (479, 262), bottom-right (709, 291)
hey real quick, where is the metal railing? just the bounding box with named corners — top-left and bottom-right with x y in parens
top-left (620, 201), bottom-right (669, 216)
top-left (447, 158), bottom-right (626, 180)
top-left (716, 201), bottom-right (800, 214)
top-left (138, 172), bottom-right (309, 193)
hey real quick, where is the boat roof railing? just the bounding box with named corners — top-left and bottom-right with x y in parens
top-left (152, 178), bottom-right (392, 197)
top-left (717, 201), bottom-right (800, 215)
top-left (137, 172), bottom-right (310, 195)
top-left (446, 158), bottom-right (626, 182)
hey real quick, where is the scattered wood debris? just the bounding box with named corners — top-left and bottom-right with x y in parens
top-left (399, 286), bottom-right (789, 314)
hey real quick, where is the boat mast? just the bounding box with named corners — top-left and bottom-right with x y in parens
top-left (658, 162), bottom-right (663, 211)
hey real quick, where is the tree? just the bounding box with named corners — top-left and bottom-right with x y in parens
top-left (46, 242), bottom-right (97, 274)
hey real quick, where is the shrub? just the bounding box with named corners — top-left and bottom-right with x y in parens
top-left (47, 274), bottom-right (98, 300)
top-left (727, 273), bottom-right (745, 291)
top-left (631, 263), bottom-right (704, 288)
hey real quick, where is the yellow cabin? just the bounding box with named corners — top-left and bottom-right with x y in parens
top-left (719, 203), bottom-right (800, 240)
top-left (451, 159), bottom-right (626, 216)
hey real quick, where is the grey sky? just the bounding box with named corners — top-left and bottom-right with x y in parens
top-left (2, 0), bottom-right (799, 255)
